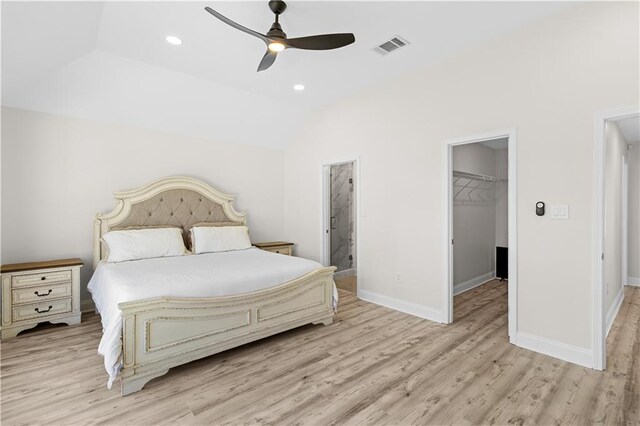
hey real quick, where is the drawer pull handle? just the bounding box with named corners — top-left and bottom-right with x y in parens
top-left (41, 277), bottom-right (46, 281)
top-left (34, 289), bottom-right (53, 297)
top-left (34, 306), bottom-right (53, 314)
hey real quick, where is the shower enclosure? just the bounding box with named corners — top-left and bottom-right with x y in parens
top-left (330, 162), bottom-right (356, 275)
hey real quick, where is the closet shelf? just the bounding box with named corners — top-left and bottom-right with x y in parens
top-left (452, 170), bottom-right (507, 204)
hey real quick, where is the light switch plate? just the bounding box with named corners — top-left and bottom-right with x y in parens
top-left (551, 204), bottom-right (569, 219)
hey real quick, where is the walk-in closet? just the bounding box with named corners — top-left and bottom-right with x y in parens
top-left (452, 139), bottom-right (508, 304)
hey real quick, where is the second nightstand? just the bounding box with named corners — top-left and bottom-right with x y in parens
top-left (253, 241), bottom-right (294, 256)
top-left (1, 258), bottom-right (83, 339)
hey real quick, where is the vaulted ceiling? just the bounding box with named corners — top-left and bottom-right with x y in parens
top-left (2, 1), bottom-right (573, 149)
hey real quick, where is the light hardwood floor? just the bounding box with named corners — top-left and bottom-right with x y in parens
top-left (335, 274), bottom-right (357, 293)
top-left (1, 280), bottom-right (638, 425)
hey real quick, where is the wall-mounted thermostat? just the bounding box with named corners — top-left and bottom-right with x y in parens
top-left (536, 201), bottom-right (545, 216)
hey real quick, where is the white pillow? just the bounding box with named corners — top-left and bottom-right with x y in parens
top-left (102, 228), bottom-right (187, 263)
top-left (191, 225), bottom-right (252, 254)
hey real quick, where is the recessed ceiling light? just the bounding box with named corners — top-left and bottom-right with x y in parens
top-left (166, 36), bottom-right (183, 46)
top-left (293, 84), bottom-right (305, 91)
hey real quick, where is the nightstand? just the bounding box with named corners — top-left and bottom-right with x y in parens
top-left (1, 258), bottom-right (83, 339)
top-left (253, 241), bottom-right (294, 256)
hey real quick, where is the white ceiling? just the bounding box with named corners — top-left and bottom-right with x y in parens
top-left (2, 1), bottom-right (574, 149)
top-left (616, 116), bottom-right (640, 144)
top-left (481, 137), bottom-right (508, 150)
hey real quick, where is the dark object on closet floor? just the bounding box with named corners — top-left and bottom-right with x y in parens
top-left (496, 246), bottom-right (508, 282)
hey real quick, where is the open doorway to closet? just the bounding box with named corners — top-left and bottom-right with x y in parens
top-left (322, 159), bottom-right (358, 294)
top-left (443, 130), bottom-right (517, 339)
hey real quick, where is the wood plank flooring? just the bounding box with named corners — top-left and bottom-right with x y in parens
top-left (1, 280), bottom-right (638, 425)
top-left (335, 275), bottom-right (357, 293)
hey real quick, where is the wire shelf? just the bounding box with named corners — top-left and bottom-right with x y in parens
top-left (452, 170), bottom-right (507, 205)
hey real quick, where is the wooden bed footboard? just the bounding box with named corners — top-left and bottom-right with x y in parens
top-left (118, 267), bottom-right (336, 396)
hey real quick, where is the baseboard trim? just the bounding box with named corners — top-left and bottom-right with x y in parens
top-left (358, 289), bottom-right (444, 323)
top-left (627, 277), bottom-right (640, 286)
top-left (81, 299), bottom-right (96, 313)
top-left (515, 331), bottom-right (592, 368)
top-left (454, 271), bottom-right (496, 296)
top-left (606, 288), bottom-right (625, 336)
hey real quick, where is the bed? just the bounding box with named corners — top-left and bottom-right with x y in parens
top-left (90, 176), bottom-right (337, 396)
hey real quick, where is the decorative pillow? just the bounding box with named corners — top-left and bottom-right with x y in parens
top-left (191, 225), bottom-right (252, 254)
top-left (116, 224), bottom-right (188, 248)
top-left (183, 222), bottom-right (243, 250)
top-left (102, 228), bottom-right (187, 263)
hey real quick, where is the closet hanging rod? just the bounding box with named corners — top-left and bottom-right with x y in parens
top-left (452, 170), bottom-right (507, 183)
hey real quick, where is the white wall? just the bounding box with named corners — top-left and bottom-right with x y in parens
top-left (284, 2), bottom-right (639, 352)
top-left (452, 143), bottom-right (497, 288)
top-left (604, 122), bottom-right (626, 312)
top-left (629, 140), bottom-right (640, 283)
top-left (1, 107), bottom-right (285, 303)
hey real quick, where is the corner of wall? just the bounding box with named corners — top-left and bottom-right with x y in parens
top-left (357, 289), bottom-right (445, 324)
top-left (513, 331), bottom-right (593, 369)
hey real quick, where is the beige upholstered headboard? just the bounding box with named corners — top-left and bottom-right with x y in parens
top-left (93, 176), bottom-right (247, 268)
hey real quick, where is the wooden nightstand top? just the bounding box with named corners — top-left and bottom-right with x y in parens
top-left (1, 258), bottom-right (84, 274)
top-left (253, 241), bottom-right (294, 248)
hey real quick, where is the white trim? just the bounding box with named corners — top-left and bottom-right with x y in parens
top-left (358, 289), bottom-right (444, 323)
top-left (606, 288), bottom-right (624, 337)
top-left (321, 156), bottom-right (361, 281)
top-left (81, 299), bottom-right (96, 314)
top-left (627, 277), bottom-right (640, 286)
top-left (453, 271), bottom-right (496, 296)
top-left (442, 128), bottom-right (518, 342)
top-left (593, 106), bottom-right (640, 371)
top-left (515, 332), bottom-right (592, 368)
top-left (622, 153), bottom-right (629, 300)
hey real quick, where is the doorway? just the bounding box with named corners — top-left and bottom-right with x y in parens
top-left (594, 107), bottom-right (640, 370)
top-left (322, 159), bottom-right (359, 294)
top-left (443, 129), bottom-right (517, 340)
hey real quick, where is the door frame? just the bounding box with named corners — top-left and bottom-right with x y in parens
top-left (321, 156), bottom-right (361, 281)
top-left (622, 153), bottom-right (629, 289)
top-left (593, 106), bottom-right (639, 370)
top-left (442, 128), bottom-right (517, 340)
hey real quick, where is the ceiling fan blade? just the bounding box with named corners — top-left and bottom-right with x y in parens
top-left (285, 33), bottom-right (355, 50)
top-left (204, 7), bottom-right (269, 44)
top-left (257, 50), bottom-right (277, 72)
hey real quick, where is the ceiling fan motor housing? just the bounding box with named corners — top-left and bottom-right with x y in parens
top-left (268, 0), bottom-right (287, 15)
top-left (267, 22), bottom-right (286, 39)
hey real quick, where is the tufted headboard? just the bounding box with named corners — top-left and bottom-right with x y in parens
top-left (93, 176), bottom-right (247, 268)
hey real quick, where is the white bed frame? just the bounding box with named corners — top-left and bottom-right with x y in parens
top-left (94, 176), bottom-right (336, 396)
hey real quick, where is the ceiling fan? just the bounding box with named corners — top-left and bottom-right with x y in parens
top-left (204, 0), bottom-right (356, 72)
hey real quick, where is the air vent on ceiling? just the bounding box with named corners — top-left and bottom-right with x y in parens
top-left (375, 36), bottom-right (410, 55)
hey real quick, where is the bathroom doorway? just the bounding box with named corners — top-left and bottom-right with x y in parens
top-left (322, 159), bottom-right (358, 294)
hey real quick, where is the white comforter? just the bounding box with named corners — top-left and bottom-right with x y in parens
top-left (88, 248), bottom-right (337, 388)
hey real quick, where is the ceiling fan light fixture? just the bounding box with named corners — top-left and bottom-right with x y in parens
top-left (204, 1), bottom-right (355, 72)
top-left (165, 35), bottom-right (183, 45)
top-left (268, 42), bottom-right (285, 52)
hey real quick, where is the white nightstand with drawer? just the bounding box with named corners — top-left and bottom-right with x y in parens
top-left (1, 258), bottom-right (83, 339)
top-left (253, 241), bottom-right (294, 256)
